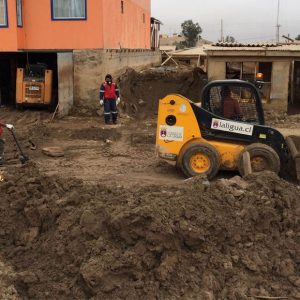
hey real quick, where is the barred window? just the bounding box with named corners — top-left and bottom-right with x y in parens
top-left (0, 0), bottom-right (8, 27)
top-left (52, 0), bottom-right (86, 20)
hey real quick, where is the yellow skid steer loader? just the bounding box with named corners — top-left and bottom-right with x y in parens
top-left (156, 80), bottom-right (300, 180)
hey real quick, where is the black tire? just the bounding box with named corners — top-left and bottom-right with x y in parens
top-left (15, 104), bottom-right (24, 110)
top-left (238, 143), bottom-right (280, 176)
top-left (180, 142), bottom-right (220, 179)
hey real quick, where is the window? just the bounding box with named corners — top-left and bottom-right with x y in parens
top-left (226, 62), bottom-right (242, 79)
top-left (51, 0), bottom-right (86, 20)
top-left (16, 0), bottom-right (23, 27)
top-left (242, 62), bottom-right (256, 81)
top-left (0, 0), bottom-right (8, 27)
top-left (121, 1), bottom-right (124, 14)
top-left (226, 62), bottom-right (257, 80)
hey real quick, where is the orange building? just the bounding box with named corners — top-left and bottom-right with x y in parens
top-left (0, 0), bottom-right (151, 51)
top-left (0, 0), bottom-right (160, 114)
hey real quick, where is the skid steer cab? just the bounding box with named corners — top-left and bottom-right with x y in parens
top-left (156, 80), bottom-right (300, 180)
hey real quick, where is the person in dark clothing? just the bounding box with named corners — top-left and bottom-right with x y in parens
top-left (99, 74), bottom-right (120, 125)
top-left (221, 86), bottom-right (242, 120)
top-left (0, 123), bottom-right (14, 165)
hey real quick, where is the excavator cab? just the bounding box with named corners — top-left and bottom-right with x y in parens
top-left (156, 80), bottom-right (300, 180)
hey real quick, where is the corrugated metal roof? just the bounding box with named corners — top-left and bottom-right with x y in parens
top-left (151, 17), bottom-right (163, 24)
top-left (205, 44), bottom-right (300, 52)
top-left (204, 44), bottom-right (300, 52)
top-left (213, 42), bottom-right (278, 47)
top-left (170, 47), bottom-right (207, 56)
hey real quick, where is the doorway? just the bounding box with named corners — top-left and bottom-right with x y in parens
top-left (0, 53), bottom-right (17, 107)
top-left (291, 61), bottom-right (300, 112)
top-left (0, 52), bottom-right (58, 109)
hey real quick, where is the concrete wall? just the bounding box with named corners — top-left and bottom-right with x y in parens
top-left (207, 60), bottom-right (226, 81)
top-left (57, 53), bottom-right (74, 116)
top-left (270, 61), bottom-right (290, 111)
top-left (73, 49), bottom-right (161, 108)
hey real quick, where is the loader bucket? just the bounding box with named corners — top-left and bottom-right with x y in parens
top-left (286, 135), bottom-right (300, 181)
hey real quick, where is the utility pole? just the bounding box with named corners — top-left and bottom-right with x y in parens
top-left (221, 19), bottom-right (224, 42)
top-left (276, 0), bottom-right (281, 43)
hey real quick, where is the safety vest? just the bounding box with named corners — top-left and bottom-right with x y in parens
top-left (103, 82), bottom-right (117, 100)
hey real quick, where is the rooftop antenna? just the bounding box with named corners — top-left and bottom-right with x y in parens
top-left (276, 0), bottom-right (281, 43)
top-left (220, 19), bottom-right (224, 42)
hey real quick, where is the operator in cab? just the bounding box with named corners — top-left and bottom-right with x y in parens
top-left (221, 86), bottom-right (242, 120)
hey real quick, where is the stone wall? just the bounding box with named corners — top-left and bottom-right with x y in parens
top-left (73, 49), bottom-right (161, 108)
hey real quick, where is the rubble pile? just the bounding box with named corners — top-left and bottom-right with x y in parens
top-left (0, 164), bottom-right (299, 299)
top-left (265, 111), bottom-right (300, 128)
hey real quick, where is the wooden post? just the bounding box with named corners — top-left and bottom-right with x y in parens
top-left (161, 51), bottom-right (178, 66)
top-left (242, 151), bottom-right (252, 176)
top-left (50, 104), bottom-right (59, 122)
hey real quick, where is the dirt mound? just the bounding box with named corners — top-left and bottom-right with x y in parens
top-left (70, 127), bottom-right (122, 141)
top-left (265, 111), bottom-right (300, 129)
top-left (69, 66), bottom-right (207, 118)
top-left (1, 163), bottom-right (300, 299)
top-left (117, 67), bottom-right (207, 119)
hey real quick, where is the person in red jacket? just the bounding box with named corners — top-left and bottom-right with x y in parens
top-left (0, 123), bottom-right (14, 165)
top-left (221, 86), bottom-right (242, 120)
top-left (99, 74), bottom-right (120, 125)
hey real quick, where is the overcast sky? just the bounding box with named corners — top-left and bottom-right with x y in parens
top-left (151, 0), bottom-right (300, 43)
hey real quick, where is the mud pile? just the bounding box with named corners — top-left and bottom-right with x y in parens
top-left (265, 111), bottom-right (300, 129)
top-left (117, 67), bottom-right (207, 119)
top-left (0, 164), bottom-right (300, 299)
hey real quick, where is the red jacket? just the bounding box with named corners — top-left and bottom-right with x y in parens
top-left (0, 127), bottom-right (3, 136)
top-left (223, 96), bottom-right (241, 119)
top-left (100, 82), bottom-right (120, 100)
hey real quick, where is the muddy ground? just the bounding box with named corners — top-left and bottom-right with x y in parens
top-left (0, 67), bottom-right (300, 299)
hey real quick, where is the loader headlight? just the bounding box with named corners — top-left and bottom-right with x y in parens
top-left (166, 115), bottom-right (176, 126)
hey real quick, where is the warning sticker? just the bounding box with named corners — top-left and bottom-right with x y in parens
top-left (159, 125), bottom-right (184, 141)
top-left (211, 118), bottom-right (254, 136)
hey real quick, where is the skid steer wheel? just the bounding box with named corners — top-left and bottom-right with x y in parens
top-left (181, 142), bottom-right (220, 180)
top-left (238, 143), bottom-right (280, 176)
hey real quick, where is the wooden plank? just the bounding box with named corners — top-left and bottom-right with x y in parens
top-left (161, 51), bottom-right (178, 66)
top-left (242, 151), bottom-right (252, 176)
